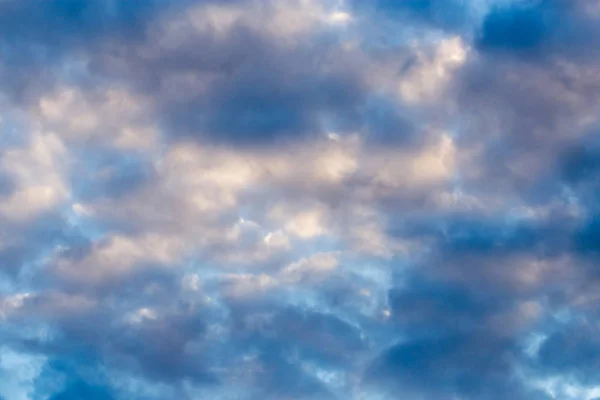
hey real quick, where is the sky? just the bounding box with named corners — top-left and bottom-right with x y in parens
top-left (1, 0), bottom-right (600, 399)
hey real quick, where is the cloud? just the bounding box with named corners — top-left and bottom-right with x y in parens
top-left (476, 0), bottom-right (600, 60)
top-left (3, 0), bottom-right (600, 399)
top-left (0, 132), bottom-right (69, 221)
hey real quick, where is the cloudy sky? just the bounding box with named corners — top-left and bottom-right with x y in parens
top-left (2, 0), bottom-right (600, 398)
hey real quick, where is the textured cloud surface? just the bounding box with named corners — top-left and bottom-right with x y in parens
top-left (1, 0), bottom-right (600, 399)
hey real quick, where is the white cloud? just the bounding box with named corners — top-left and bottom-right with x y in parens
top-left (53, 234), bottom-right (185, 284)
top-left (188, 4), bottom-right (245, 35)
top-left (281, 251), bottom-right (340, 282)
top-left (182, 273), bottom-right (201, 292)
top-left (263, 230), bottom-right (290, 249)
top-left (125, 307), bottom-right (158, 324)
top-left (220, 251), bottom-right (341, 298)
top-left (222, 273), bottom-right (278, 298)
top-left (36, 86), bottom-right (159, 150)
top-left (399, 36), bottom-right (469, 103)
top-left (160, 143), bottom-right (261, 213)
top-left (0, 133), bottom-right (69, 220)
top-left (159, 0), bottom-right (351, 48)
top-left (284, 208), bottom-right (329, 239)
top-left (0, 293), bottom-right (31, 319)
top-left (77, 132), bottom-right (456, 266)
top-left (327, 11), bottom-right (352, 24)
top-left (366, 131), bottom-right (456, 190)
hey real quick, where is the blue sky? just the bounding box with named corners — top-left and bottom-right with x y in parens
top-left (1, 0), bottom-right (600, 399)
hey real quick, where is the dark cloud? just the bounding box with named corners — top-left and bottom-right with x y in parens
top-left (106, 311), bottom-right (215, 383)
top-left (368, 335), bottom-right (520, 399)
top-left (0, 0), bottom-right (364, 146)
top-left (231, 304), bottom-right (366, 367)
top-left (362, 264), bottom-right (552, 399)
top-left (559, 138), bottom-right (600, 190)
top-left (5, 291), bottom-right (218, 396)
top-left (575, 214), bottom-right (600, 256)
top-left (0, 0), bottom-right (173, 104)
top-left (0, 0), bottom-right (159, 42)
top-left (381, 280), bottom-right (498, 394)
top-left (476, 1), bottom-right (557, 55)
top-left (452, 3), bottom-right (600, 203)
top-left (157, 32), bottom-right (366, 146)
top-left (476, 0), bottom-right (600, 60)
top-left (451, 1), bottom-right (600, 196)
top-left (0, 214), bottom-right (75, 278)
top-left (0, 0), bottom-right (429, 148)
top-left (389, 277), bottom-right (500, 334)
top-left (364, 205), bottom-right (594, 398)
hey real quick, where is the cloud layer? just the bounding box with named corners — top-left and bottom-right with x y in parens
top-left (1, 0), bottom-right (600, 399)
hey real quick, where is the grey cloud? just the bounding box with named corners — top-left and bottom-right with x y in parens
top-left (1, 0), bottom-right (432, 148)
top-left (91, 16), bottom-right (369, 146)
top-left (366, 333), bottom-right (549, 400)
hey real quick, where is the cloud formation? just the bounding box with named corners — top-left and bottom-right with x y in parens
top-left (1, 0), bottom-right (600, 399)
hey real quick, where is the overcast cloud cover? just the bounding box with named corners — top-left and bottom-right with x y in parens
top-left (2, 0), bottom-right (600, 398)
